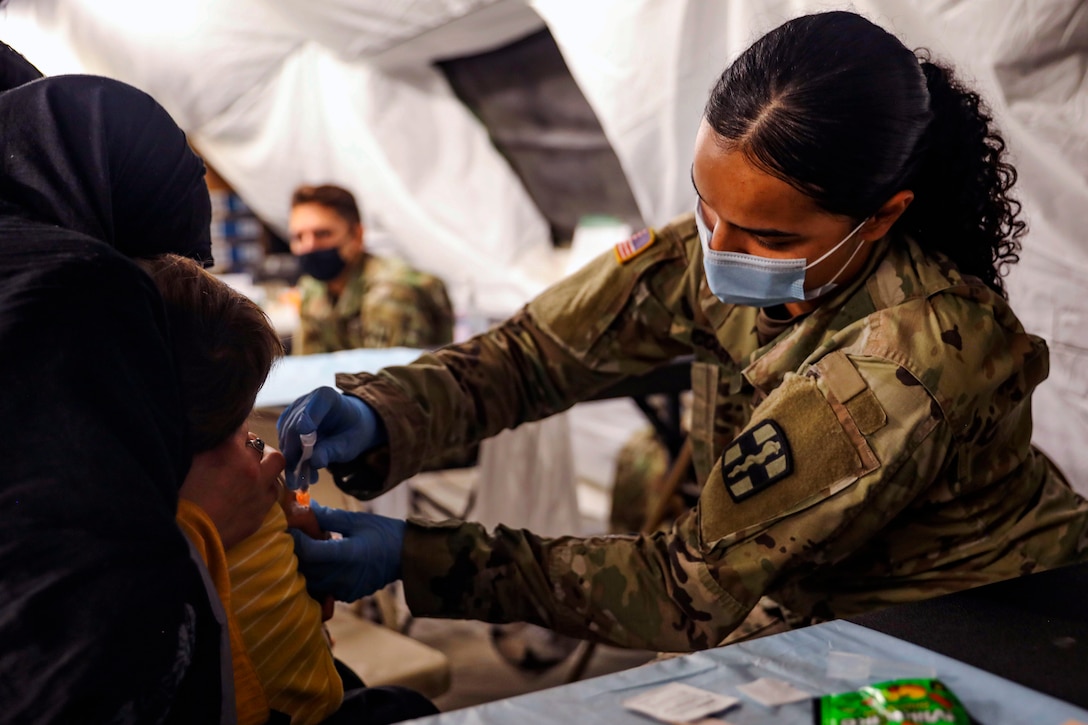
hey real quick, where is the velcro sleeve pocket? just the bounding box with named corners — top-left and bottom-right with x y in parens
top-left (699, 372), bottom-right (879, 546)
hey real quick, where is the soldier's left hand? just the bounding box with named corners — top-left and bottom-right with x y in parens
top-left (288, 502), bottom-right (406, 602)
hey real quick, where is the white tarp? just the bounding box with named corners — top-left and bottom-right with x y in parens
top-left (1, 0), bottom-right (557, 315)
top-left (3, 0), bottom-right (1086, 494)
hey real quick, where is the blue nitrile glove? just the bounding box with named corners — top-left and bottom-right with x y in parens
top-left (277, 386), bottom-right (386, 490)
top-left (289, 502), bottom-right (406, 602)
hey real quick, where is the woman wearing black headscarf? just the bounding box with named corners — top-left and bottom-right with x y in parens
top-left (0, 75), bottom-right (227, 724)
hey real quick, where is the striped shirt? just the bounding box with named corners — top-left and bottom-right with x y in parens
top-left (227, 504), bottom-right (343, 724)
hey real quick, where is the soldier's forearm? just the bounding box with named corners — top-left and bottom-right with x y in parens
top-left (400, 516), bottom-right (748, 652)
top-left (339, 310), bottom-right (628, 487)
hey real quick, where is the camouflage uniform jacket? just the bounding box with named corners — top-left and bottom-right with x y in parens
top-left (332, 213), bottom-right (1088, 652)
top-left (295, 252), bottom-right (453, 354)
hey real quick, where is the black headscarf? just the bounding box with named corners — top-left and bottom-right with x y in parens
top-left (0, 76), bottom-right (225, 723)
top-left (0, 74), bottom-right (214, 266)
top-left (0, 39), bottom-right (43, 91)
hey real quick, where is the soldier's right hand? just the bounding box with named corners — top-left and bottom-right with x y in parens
top-left (288, 502), bottom-right (406, 602)
top-left (277, 386), bottom-right (386, 489)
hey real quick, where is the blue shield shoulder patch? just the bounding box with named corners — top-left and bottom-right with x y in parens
top-left (613, 228), bottom-right (656, 264)
top-left (720, 420), bottom-right (793, 502)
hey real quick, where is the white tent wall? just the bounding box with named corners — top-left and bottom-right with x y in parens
top-left (3, 0), bottom-right (1086, 494)
top-left (1, 0), bottom-right (558, 315)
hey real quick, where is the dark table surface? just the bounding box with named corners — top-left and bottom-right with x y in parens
top-left (849, 561), bottom-right (1088, 707)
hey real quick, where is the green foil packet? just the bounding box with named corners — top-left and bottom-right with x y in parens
top-left (815, 678), bottom-right (972, 724)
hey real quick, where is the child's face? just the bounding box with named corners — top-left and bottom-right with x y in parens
top-left (180, 422), bottom-right (286, 549)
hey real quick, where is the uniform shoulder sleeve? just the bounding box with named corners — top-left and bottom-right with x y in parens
top-left (858, 288), bottom-right (1048, 487)
top-left (701, 352), bottom-right (945, 545)
top-left (693, 352), bottom-right (950, 620)
top-left (527, 215), bottom-right (697, 369)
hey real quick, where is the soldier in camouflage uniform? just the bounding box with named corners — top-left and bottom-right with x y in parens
top-left (289, 184), bottom-right (453, 354)
top-left (279, 12), bottom-right (1088, 653)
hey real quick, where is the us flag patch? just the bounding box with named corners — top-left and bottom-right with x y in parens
top-left (613, 228), bottom-right (656, 264)
top-left (721, 420), bottom-right (793, 502)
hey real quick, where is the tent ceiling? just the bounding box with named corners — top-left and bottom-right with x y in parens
top-left (438, 28), bottom-right (642, 243)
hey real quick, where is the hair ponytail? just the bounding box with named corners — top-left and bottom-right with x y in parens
top-left (896, 55), bottom-right (1025, 297)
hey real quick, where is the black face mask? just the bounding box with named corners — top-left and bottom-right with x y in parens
top-left (299, 247), bottom-right (346, 281)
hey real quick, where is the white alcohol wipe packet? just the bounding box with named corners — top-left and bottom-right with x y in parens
top-left (736, 677), bottom-right (812, 706)
top-left (622, 683), bottom-right (740, 723)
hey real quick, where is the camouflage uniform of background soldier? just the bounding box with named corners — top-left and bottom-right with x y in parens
top-left (295, 253), bottom-right (453, 354)
top-left (330, 214), bottom-right (1088, 652)
top-left (609, 427), bottom-right (672, 535)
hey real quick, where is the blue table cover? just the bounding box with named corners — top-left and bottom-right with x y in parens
top-left (410, 620), bottom-right (1088, 724)
top-left (255, 347), bottom-right (426, 408)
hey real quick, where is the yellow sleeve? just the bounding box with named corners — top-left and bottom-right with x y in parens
top-left (227, 504), bottom-right (344, 725)
top-left (176, 499), bottom-right (271, 725)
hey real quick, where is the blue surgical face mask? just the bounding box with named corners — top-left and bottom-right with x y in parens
top-left (695, 201), bottom-right (868, 307)
top-left (298, 247), bottom-right (347, 281)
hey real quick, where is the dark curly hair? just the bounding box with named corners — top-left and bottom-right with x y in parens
top-left (704, 11), bottom-right (1025, 297)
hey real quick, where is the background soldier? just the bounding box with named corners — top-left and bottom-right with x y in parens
top-left (289, 184), bottom-right (453, 354)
